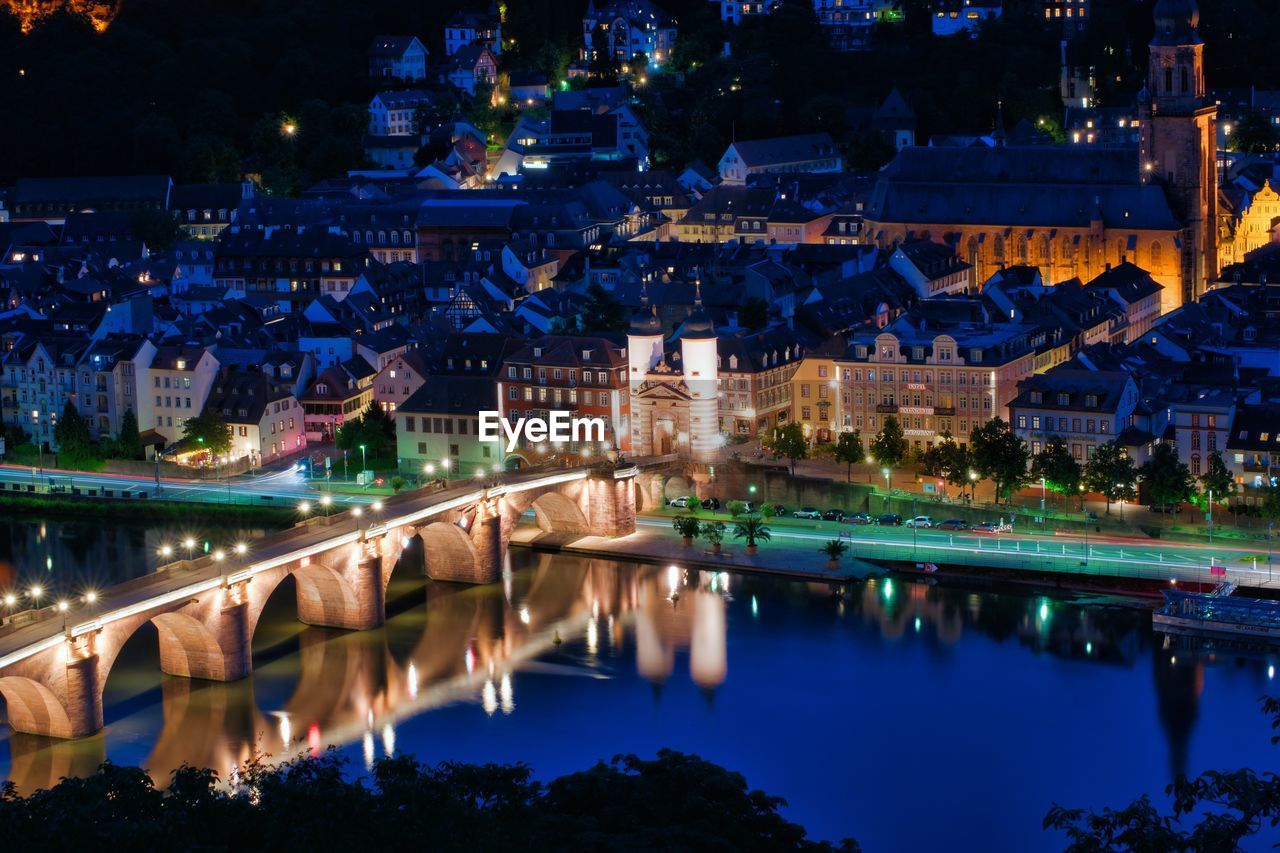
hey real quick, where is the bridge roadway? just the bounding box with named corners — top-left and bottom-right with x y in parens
top-left (0, 459), bottom-right (648, 738)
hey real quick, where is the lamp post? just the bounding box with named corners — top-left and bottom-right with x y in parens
top-left (865, 454), bottom-right (874, 484)
top-left (969, 470), bottom-right (978, 504)
top-left (183, 537), bottom-right (196, 561)
top-left (31, 410), bottom-right (43, 483)
top-left (882, 467), bottom-right (891, 515)
top-left (1208, 488), bottom-right (1214, 545)
top-left (1040, 477), bottom-right (1047, 532)
top-left (359, 444), bottom-right (367, 478)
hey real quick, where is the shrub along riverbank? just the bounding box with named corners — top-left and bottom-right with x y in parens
top-left (0, 493), bottom-right (299, 527)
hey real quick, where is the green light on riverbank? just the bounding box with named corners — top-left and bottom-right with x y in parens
top-left (883, 579), bottom-right (894, 602)
top-left (751, 595), bottom-right (759, 617)
top-left (1038, 601), bottom-right (1050, 622)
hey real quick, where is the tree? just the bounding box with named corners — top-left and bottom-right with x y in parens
top-left (54, 399), bottom-right (92, 457)
top-left (182, 408), bottom-right (232, 458)
top-left (117, 407), bottom-right (143, 461)
top-left (1139, 442), bottom-right (1194, 508)
top-left (834, 430), bottom-right (865, 482)
top-left (766, 422), bottom-right (807, 476)
top-left (337, 402), bottom-right (396, 462)
top-left (129, 208), bottom-right (183, 252)
top-left (1261, 485), bottom-right (1280, 521)
top-left (819, 539), bottom-right (849, 565)
top-left (733, 516), bottom-right (772, 550)
top-left (1082, 440), bottom-right (1138, 514)
top-left (1045, 697), bottom-right (1280, 852)
top-left (1031, 435), bottom-right (1081, 501)
top-left (870, 415), bottom-right (908, 474)
top-left (919, 432), bottom-right (965, 484)
top-left (0, 750), bottom-right (858, 851)
top-left (1199, 450), bottom-right (1236, 504)
top-left (968, 418), bottom-right (1030, 504)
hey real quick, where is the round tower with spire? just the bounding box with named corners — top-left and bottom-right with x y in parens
top-left (680, 281), bottom-right (719, 462)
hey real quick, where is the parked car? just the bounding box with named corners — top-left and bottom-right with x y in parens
top-left (934, 519), bottom-right (969, 531)
top-left (971, 521), bottom-right (1005, 534)
top-left (847, 513), bottom-right (874, 525)
top-left (702, 497), bottom-right (722, 511)
top-left (877, 513), bottom-right (903, 526)
top-left (771, 503), bottom-right (787, 516)
top-left (905, 516), bottom-right (934, 529)
top-left (793, 506), bottom-right (823, 519)
top-left (1148, 502), bottom-right (1181, 514)
top-left (822, 508), bottom-right (846, 521)
top-left (668, 496), bottom-right (693, 508)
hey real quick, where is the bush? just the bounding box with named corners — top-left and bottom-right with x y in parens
top-left (727, 499), bottom-right (747, 518)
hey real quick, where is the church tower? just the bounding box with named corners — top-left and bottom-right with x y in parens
top-left (1138, 0), bottom-right (1218, 304)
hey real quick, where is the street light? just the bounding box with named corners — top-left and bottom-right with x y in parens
top-left (83, 590), bottom-right (97, 605)
top-left (298, 501), bottom-right (311, 515)
top-left (183, 537), bottom-right (196, 559)
top-left (31, 409), bottom-right (43, 481)
top-left (3, 593), bottom-right (16, 607)
top-left (371, 501), bottom-right (383, 512)
top-left (159, 545), bottom-right (173, 560)
top-left (29, 585), bottom-right (43, 607)
top-left (359, 444), bottom-right (367, 476)
top-left (320, 494), bottom-right (333, 517)
top-left (969, 470), bottom-right (978, 503)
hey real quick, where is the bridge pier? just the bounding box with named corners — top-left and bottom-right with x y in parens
top-left (585, 470), bottom-right (636, 537)
top-left (64, 653), bottom-right (103, 739)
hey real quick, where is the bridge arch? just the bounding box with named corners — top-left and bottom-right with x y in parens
top-left (528, 492), bottom-right (590, 534)
top-left (0, 676), bottom-right (75, 739)
top-left (418, 521), bottom-right (480, 582)
top-left (151, 612), bottom-right (229, 681)
top-left (294, 563), bottom-right (362, 628)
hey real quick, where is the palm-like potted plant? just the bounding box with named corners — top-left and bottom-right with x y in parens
top-left (733, 516), bottom-right (772, 555)
top-left (820, 538), bottom-right (849, 569)
top-left (700, 520), bottom-right (727, 554)
top-left (672, 515), bottom-right (702, 546)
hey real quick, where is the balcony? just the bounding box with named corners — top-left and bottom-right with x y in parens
top-left (875, 404), bottom-right (899, 414)
top-left (934, 407), bottom-right (956, 416)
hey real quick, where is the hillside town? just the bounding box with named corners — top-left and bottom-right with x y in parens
top-left (0, 0), bottom-right (1278, 518)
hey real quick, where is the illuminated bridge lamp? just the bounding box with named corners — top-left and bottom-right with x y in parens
top-left (235, 543), bottom-right (247, 557)
top-left (84, 591), bottom-right (98, 605)
top-left (3, 593), bottom-right (16, 607)
top-left (29, 585), bottom-right (43, 605)
top-left (57, 600), bottom-right (69, 613)
top-left (159, 545), bottom-right (173, 559)
top-left (423, 463), bottom-right (435, 475)
top-left (371, 501), bottom-right (383, 512)
top-left (298, 501), bottom-right (311, 514)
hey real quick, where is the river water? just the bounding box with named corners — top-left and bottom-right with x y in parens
top-left (0, 517), bottom-right (1277, 851)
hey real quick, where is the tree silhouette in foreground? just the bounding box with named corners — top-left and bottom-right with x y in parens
top-left (1045, 696), bottom-right (1280, 851)
top-left (0, 750), bottom-right (860, 852)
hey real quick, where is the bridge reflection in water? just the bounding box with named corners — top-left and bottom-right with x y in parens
top-left (1, 551), bottom-right (730, 794)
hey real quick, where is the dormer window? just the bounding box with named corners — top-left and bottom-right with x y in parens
top-left (1030, 392), bottom-right (1043, 404)
top-left (1056, 393), bottom-right (1068, 405)
top-left (1085, 394), bottom-right (1098, 407)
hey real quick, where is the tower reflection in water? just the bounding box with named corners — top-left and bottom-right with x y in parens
top-left (1, 552), bottom-right (730, 794)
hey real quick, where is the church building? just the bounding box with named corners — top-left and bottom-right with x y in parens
top-left (863, 0), bottom-right (1218, 315)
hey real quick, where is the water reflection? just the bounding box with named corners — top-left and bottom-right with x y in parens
top-left (2, 540), bottom-right (1277, 851)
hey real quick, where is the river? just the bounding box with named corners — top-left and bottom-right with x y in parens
top-left (0, 516), bottom-right (1276, 851)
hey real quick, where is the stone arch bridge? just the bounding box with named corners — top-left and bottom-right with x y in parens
top-left (0, 462), bottom-right (647, 740)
